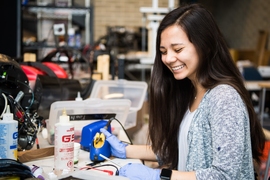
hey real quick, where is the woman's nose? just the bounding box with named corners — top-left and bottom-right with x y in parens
top-left (165, 51), bottom-right (176, 63)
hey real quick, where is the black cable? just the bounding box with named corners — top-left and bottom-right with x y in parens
top-left (96, 117), bottom-right (133, 145)
top-left (6, 94), bottom-right (38, 150)
top-left (6, 95), bottom-right (25, 135)
top-left (109, 117), bottom-right (133, 145)
top-left (108, 118), bottom-right (146, 164)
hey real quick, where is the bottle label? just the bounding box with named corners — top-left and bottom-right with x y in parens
top-left (54, 124), bottom-right (74, 174)
top-left (0, 123), bottom-right (18, 160)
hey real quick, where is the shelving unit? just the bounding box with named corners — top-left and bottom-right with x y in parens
top-left (22, 1), bottom-right (94, 60)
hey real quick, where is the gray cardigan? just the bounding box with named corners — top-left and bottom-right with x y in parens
top-left (185, 84), bottom-right (254, 180)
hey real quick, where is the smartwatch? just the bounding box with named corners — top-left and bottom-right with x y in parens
top-left (160, 168), bottom-right (172, 180)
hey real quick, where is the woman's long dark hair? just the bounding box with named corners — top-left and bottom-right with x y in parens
top-left (149, 3), bottom-right (265, 169)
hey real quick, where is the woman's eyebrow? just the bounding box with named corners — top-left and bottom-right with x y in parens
top-left (160, 43), bottom-right (183, 49)
top-left (171, 43), bottom-right (184, 46)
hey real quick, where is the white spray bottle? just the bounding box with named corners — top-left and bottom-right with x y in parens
top-left (0, 105), bottom-right (18, 160)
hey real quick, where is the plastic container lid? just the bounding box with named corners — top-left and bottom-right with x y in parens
top-left (90, 79), bottom-right (148, 111)
top-left (89, 79), bottom-right (148, 129)
top-left (46, 98), bottom-right (131, 145)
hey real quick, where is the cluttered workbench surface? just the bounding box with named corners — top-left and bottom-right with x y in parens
top-left (21, 130), bottom-right (141, 180)
top-left (0, 54), bottom-right (148, 180)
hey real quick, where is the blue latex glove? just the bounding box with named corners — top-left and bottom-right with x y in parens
top-left (119, 163), bottom-right (161, 180)
top-left (100, 128), bottom-right (128, 159)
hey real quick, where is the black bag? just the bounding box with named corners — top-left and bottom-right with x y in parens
top-left (0, 159), bottom-right (34, 179)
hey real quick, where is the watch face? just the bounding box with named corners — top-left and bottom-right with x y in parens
top-left (160, 169), bottom-right (172, 179)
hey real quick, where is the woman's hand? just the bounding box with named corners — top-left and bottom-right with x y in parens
top-left (119, 163), bottom-right (160, 180)
top-left (100, 128), bottom-right (128, 159)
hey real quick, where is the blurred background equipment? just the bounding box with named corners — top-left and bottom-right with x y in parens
top-left (0, 52), bottom-right (94, 150)
top-left (53, 23), bottom-right (67, 47)
top-left (0, 54), bottom-right (42, 150)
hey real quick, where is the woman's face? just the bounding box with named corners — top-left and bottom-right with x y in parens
top-left (160, 25), bottom-right (199, 81)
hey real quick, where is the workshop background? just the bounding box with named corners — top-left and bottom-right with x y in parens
top-left (0, 0), bottom-right (270, 176)
top-left (21, 0), bottom-right (270, 54)
top-left (89, 0), bottom-right (270, 144)
top-left (1, 0), bottom-right (270, 144)
top-left (91, 0), bottom-right (270, 50)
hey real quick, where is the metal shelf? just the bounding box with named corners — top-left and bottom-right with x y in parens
top-left (22, 1), bottom-right (94, 59)
top-left (23, 42), bottom-right (83, 51)
top-left (23, 4), bottom-right (90, 15)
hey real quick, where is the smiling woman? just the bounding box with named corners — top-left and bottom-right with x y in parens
top-left (160, 25), bottom-right (199, 82)
top-left (98, 3), bottom-right (266, 180)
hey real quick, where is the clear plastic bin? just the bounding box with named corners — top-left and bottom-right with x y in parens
top-left (46, 98), bottom-right (131, 145)
top-left (90, 79), bottom-right (148, 129)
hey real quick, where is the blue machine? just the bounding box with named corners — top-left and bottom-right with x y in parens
top-left (80, 120), bottom-right (111, 162)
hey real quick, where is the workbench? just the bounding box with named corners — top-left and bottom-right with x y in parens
top-left (21, 130), bottom-right (140, 180)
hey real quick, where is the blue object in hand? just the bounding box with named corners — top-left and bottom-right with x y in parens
top-left (119, 163), bottom-right (161, 180)
top-left (100, 128), bottom-right (128, 159)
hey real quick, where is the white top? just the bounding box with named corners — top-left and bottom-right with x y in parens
top-left (59, 110), bottom-right (70, 123)
top-left (178, 109), bottom-right (196, 171)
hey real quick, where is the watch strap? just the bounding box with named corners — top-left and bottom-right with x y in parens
top-left (160, 168), bottom-right (172, 180)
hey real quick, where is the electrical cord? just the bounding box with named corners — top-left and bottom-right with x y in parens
top-left (81, 163), bottom-right (120, 176)
top-left (108, 117), bottom-right (146, 165)
top-left (0, 93), bottom-right (8, 118)
top-left (6, 94), bottom-right (38, 150)
top-left (108, 117), bottom-right (133, 145)
top-left (95, 117), bottom-right (133, 146)
top-left (93, 164), bottom-right (120, 175)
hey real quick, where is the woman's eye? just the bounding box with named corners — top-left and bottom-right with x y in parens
top-left (175, 48), bottom-right (182, 52)
top-left (160, 51), bottom-right (167, 55)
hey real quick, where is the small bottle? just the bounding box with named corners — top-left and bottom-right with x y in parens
top-left (30, 165), bottom-right (45, 180)
top-left (54, 109), bottom-right (74, 176)
top-left (0, 105), bottom-right (18, 160)
top-left (75, 92), bottom-right (83, 101)
top-left (75, 30), bottom-right (81, 48)
top-left (68, 28), bottom-right (75, 47)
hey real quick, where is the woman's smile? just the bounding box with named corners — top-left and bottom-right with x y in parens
top-left (171, 64), bottom-right (186, 72)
